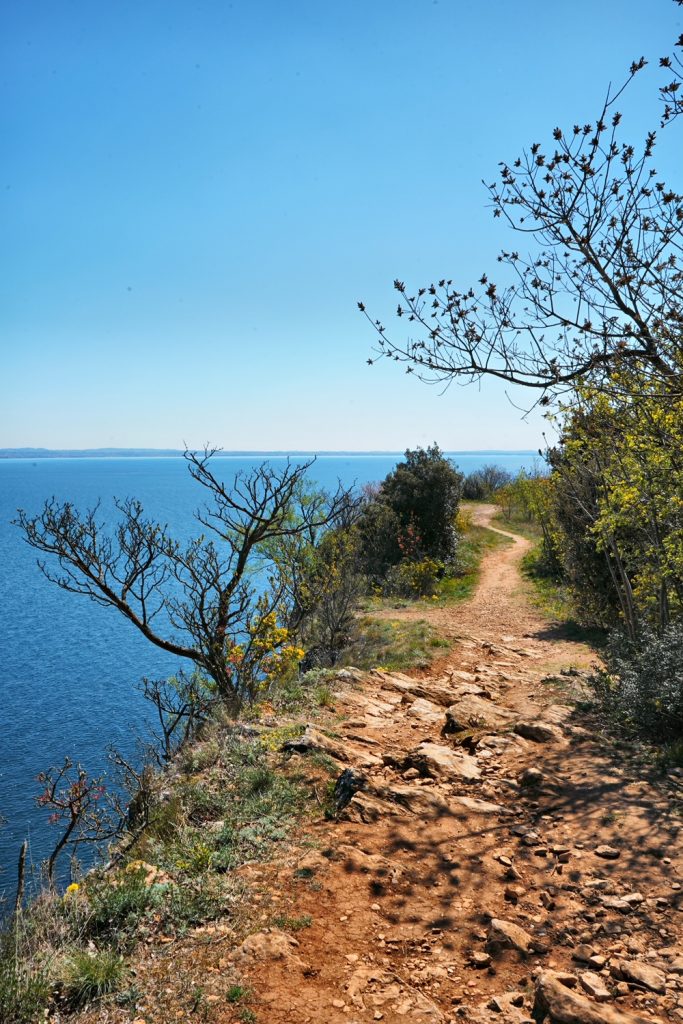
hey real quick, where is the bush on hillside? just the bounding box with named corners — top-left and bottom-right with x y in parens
top-left (382, 557), bottom-right (445, 598)
top-left (462, 464), bottom-right (512, 500)
top-left (591, 621), bottom-right (683, 741)
top-left (358, 445), bottom-right (462, 580)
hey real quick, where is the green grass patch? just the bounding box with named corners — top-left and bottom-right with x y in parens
top-left (272, 913), bottom-right (312, 931)
top-left (227, 984), bottom-right (251, 1004)
top-left (434, 524), bottom-right (511, 604)
top-left (521, 548), bottom-right (573, 619)
top-left (269, 669), bottom-right (338, 714)
top-left (341, 616), bottom-right (449, 671)
top-left (0, 938), bottom-right (51, 1024)
top-left (63, 949), bottom-right (125, 1007)
top-left (87, 867), bottom-right (161, 946)
top-left (490, 508), bottom-right (544, 543)
top-left (521, 548), bottom-right (606, 644)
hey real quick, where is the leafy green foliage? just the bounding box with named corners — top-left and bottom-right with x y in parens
top-left (358, 446), bottom-right (462, 579)
top-left (592, 623), bottom-right (683, 741)
top-left (87, 867), bottom-right (158, 943)
top-left (280, 524), bottom-right (365, 669)
top-left (462, 464), bottom-right (512, 500)
top-left (382, 557), bottom-right (444, 598)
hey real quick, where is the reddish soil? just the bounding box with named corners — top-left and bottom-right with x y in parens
top-left (231, 506), bottom-right (683, 1023)
top-left (78, 507), bottom-right (683, 1024)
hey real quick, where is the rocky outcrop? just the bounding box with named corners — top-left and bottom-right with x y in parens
top-left (533, 971), bottom-right (658, 1024)
top-left (443, 694), bottom-right (517, 734)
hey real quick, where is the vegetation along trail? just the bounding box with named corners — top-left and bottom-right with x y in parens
top-left (70, 508), bottom-right (683, 1024)
top-left (373, 502), bottom-right (592, 681)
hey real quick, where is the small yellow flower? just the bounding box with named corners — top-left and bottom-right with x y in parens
top-left (64, 883), bottom-right (80, 897)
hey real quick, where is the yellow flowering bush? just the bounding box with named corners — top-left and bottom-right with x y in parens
top-left (224, 607), bottom-right (305, 702)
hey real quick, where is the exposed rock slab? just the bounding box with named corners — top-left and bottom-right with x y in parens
top-left (407, 696), bottom-right (446, 725)
top-left (346, 965), bottom-right (444, 1021)
top-left (487, 918), bottom-right (537, 955)
top-left (281, 725), bottom-right (382, 768)
top-left (338, 790), bottom-right (407, 823)
top-left (379, 670), bottom-right (491, 708)
top-left (406, 741), bottom-right (482, 781)
top-left (534, 970), bottom-right (657, 1024)
top-left (479, 991), bottom-right (533, 1022)
top-left (618, 960), bottom-right (666, 994)
top-left (540, 703), bottom-right (574, 726)
top-left (233, 929), bottom-right (306, 968)
top-left (514, 720), bottom-right (565, 743)
top-left (450, 794), bottom-right (503, 815)
top-left (372, 781), bottom-right (452, 817)
top-left (579, 972), bottom-right (612, 1002)
top-left (335, 844), bottom-right (403, 882)
top-left (281, 725), bottom-right (349, 761)
top-left (444, 694), bottom-right (517, 734)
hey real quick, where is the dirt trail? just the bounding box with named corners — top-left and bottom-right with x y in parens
top-left (372, 503), bottom-right (592, 679)
top-left (229, 508), bottom-right (683, 1024)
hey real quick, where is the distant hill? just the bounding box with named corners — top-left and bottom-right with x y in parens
top-left (0, 448), bottom-right (538, 460)
top-left (0, 447), bottom-right (187, 459)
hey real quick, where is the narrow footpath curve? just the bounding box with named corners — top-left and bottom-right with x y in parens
top-left (231, 509), bottom-right (683, 1024)
top-left (371, 502), bottom-right (593, 681)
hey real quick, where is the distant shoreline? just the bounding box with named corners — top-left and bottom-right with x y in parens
top-left (0, 448), bottom-right (540, 460)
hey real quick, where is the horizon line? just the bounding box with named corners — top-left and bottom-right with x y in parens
top-left (0, 446), bottom-right (542, 459)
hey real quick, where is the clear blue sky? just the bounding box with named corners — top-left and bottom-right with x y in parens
top-left (2, 1), bottom-right (680, 450)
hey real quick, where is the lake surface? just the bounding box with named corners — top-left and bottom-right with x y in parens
top-left (0, 451), bottom-right (539, 899)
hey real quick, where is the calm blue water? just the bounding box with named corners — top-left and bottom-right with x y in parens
top-left (0, 452), bottom-right (538, 898)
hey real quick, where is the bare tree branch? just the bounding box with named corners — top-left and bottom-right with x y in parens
top-left (362, 41), bottom-right (683, 407)
top-left (15, 449), bottom-right (354, 708)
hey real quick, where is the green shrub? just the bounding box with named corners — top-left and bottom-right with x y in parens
top-left (172, 837), bottom-right (215, 875)
top-left (244, 764), bottom-right (276, 796)
top-left (358, 445), bottom-right (463, 580)
top-left (383, 558), bottom-right (444, 598)
top-left (592, 622), bottom-right (683, 741)
top-left (271, 676), bottom-right (305, 710)
top-left (227, 984), bottom-right (250, 1003)
top-left (64, 949), bottom-right (124, 1006)
top-left (376, 445), bottom-right (462, 564)
top-left (183, 782), bottom-right (227, 823)
top-left (165, 877), bottom-right (226, 926)
top-left (462, 465), bottom-right (512, 500)
top-left (87, 867), bottom-right (157, 941)
top-left (314, 683), bottom-right (335, 707)
top-left (181, 738), bottom-right (221, 774)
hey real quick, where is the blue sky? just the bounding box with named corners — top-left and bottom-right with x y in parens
top-left (2, 0), bottom-right (680, 450)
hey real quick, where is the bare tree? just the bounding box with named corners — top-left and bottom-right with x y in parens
top-left (660, 4), bottom-right (683, 125)
top-left (361, 28), bottom-right (683, 407)
top-left (16, 449), bottom-right (351, 709)
top-left (137, 669), bottom-right (215, 764)
top-left (35, 758), bottom-right (119, 885)
top-left (106, 747), bottom-right (157, 840)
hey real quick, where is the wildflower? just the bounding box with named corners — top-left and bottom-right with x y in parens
top-left (64, 882), bottom-right (80, 897)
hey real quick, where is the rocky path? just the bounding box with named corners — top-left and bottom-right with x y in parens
top-left (229, 509), bottom-right (683, 1024)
